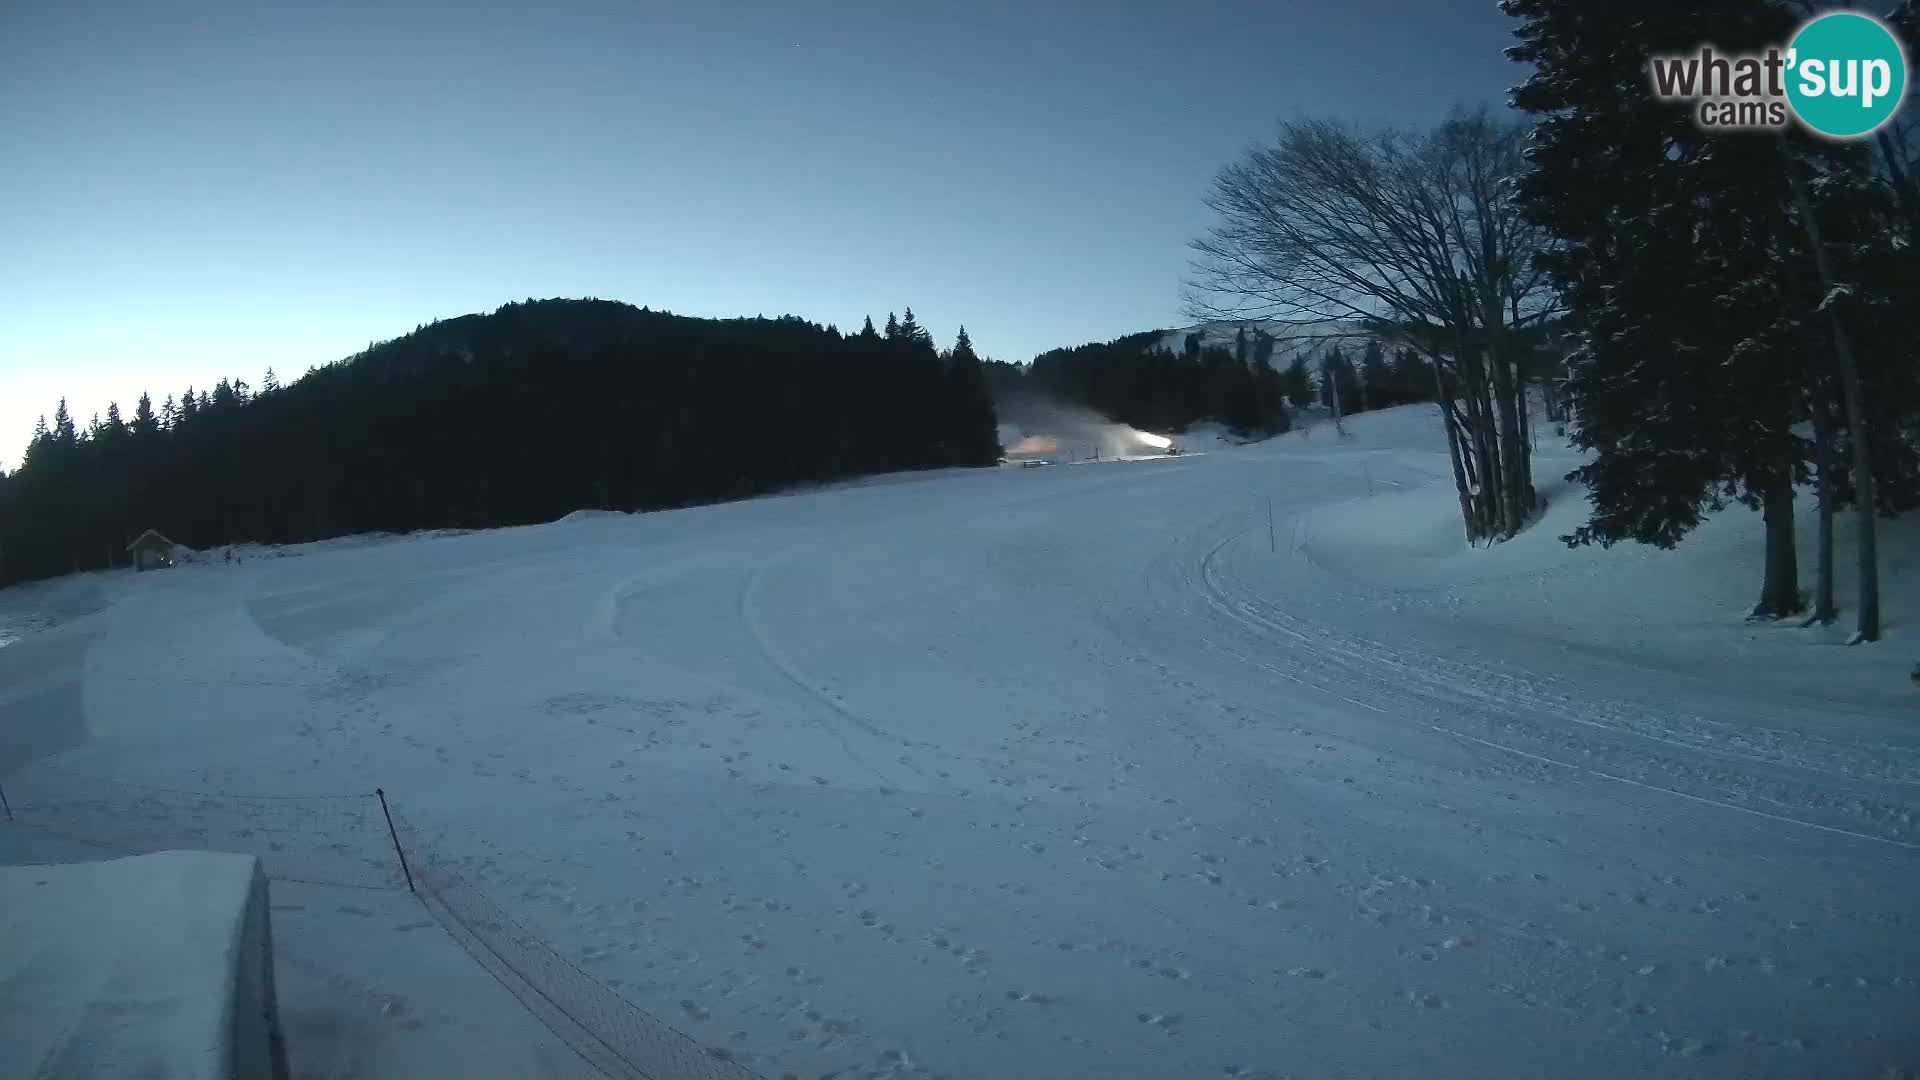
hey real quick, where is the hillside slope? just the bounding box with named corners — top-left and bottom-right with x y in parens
top-left (0, 298), bottom-right (1000, 585)
top-left (1, 405), bottom-right (1913, 1080)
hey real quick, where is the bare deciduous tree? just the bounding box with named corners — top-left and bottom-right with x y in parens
top-left (1186, 109), bottom-right (1557, 543)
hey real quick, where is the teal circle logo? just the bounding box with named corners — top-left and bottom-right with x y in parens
top-left (1786, 12), bottom-right (1907, 138)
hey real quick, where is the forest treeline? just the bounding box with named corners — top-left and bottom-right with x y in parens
top-left (1015, 325), bottom-right (1446, 439)
top-left (0, 299), bottom-right (999, 585)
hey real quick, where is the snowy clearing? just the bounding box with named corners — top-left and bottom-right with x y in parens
top-left (1, 404), bottom-right (1915, 1080)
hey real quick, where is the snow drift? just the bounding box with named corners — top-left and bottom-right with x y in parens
top-left (0, 850), bottom-right (288, 1080)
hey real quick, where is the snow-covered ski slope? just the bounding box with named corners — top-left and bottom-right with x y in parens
top-left (1, 405), bottom-right (1915, 1080)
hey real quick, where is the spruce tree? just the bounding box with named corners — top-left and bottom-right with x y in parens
top-left (899, 307), bottom-right (933, 351)
top-left (1390, 347), bottom-right (1432, 406)
top-left (1359, 340), bottom-right (1389, 411)
top-left (132, 393), bottom-right (157, 438)
top-left (1252, 330), bottom-right (1276, 373)
top-left (52, 399), bottom-right (77, 447)
top-left (1504, 0), bottom-right (1827, 617)
top-left (1319, 347), bottom-right (1359, 416)
top-left (24, 417), bottom-right (49, 465)
top-left (945, 327), bottom-right (1001, 463)
top-left (1283, 354), bottom-right (1314, 409)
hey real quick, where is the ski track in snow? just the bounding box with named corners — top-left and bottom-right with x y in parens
top-left (2, 407), bottom-right (1917, 1080)
top-left (739, 530), bottom-right (930, 788)
top-left (1190, 528), bottom-right (1920, 849)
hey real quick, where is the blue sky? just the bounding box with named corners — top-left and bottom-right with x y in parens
top-left (1, 0), bottom-right (1519, 469)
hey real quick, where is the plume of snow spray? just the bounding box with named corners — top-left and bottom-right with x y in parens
top-left (994, 397), bottom-right (1179, 461)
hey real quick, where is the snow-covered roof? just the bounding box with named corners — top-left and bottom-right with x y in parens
top-left (127, 528), bottom-right (177, 552)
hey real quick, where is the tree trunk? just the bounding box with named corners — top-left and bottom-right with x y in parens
top-left (1516, 362), bottom-right (1533, 454)
top-left (1446, 407), bottom-right (1479, 540)
top-left (1785, 148), bottom-right (1880, 641)
top-left (1430, 353), bottom-right (1479, 544)
top-left (1807, 380), bottom-right (1838, 625)
top-left (1466, 367), bottom-right (1506, 535)
top-left (1482, 320), bottom-right (1532, 536)
top-left (1450, 331), bottom-right (1501, 539)
top-left (1840, 365), bottom-right (1882, 642)
top-left (1509, 356), bottom-right (1535, 518)
top-left (1754, 470), bottom-right (1804, 620)
top-left (1325, 353), bottom-right (1346, 437)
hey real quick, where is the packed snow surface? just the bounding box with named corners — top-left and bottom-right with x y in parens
top-left (0, 850), bottom-right (267, 1080)
top-left (1, 405), bottom-right (1915, 1079)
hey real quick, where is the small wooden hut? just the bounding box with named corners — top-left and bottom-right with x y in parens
top-left (127, 529), bottom-right (178, 571)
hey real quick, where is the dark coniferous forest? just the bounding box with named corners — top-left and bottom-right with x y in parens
top-left (1020, 327), bottom-right (1442, 438)
top-left (0, 298), bottom-right (1002, 586)
top-left (1023, 330), bottom-right (1292, 437)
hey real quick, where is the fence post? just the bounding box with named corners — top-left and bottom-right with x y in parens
top-left (375, 788), bottom-right (415, 893)
top-left (0, 781), bottom-right (12, 822)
